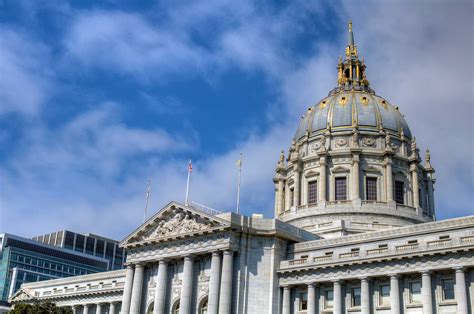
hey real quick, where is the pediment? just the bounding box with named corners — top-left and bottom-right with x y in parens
top-left (331, 165), bottom-right (350, 173)
top-left (10, 288), bottom-right (33, 303)
top-left (121, 201), bottom-right (230, 247)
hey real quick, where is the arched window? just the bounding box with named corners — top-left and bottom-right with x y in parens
top-left (146, 301), bottom-right (154, 314)
top-left (198, 297), bottom-right (208, 314)
top-left (172, 299), bottom-right (180, 314)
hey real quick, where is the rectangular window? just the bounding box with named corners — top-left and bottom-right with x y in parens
top-left (95, 240), bottom-right (105, 257)
top-left (442, 279), bottom-right (455, 300)
top-left (366, 177), bottom-right (377, 201)
top-left (308, 181), bottom-right (318, 204)
top-left (325, 289), bottom-right (334, 308)
top-left (75, 234), bottom-right (85, 252)
top-left (351, 287), bottom-right (361, 307)
top-left (380, 284), bottom-right (390, 306)
top-left (299, 292), bottom-right (308, 310)
top-left (395, 181), bottom-right (404, 204)
top-left (85, 237), bottom-right (95, 255)
top-left (335, 177), bottom-right (347, 201)
top-left (64, 231), bottom-right (75, 250)
top-left (409, 282), bottom-right (421, 303)
top-left (289, 188), bottom-right (294, 207)
top-left (105, 242), bottom-right (115, 258)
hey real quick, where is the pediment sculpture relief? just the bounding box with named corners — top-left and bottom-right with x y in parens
top-left (141, 209), bottom-right (219, 240)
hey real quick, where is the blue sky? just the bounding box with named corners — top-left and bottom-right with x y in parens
top-left (1, 0), bottom-right (473, 240)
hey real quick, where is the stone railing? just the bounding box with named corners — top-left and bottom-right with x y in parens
top-left (366, 247), bottom-right (388, 255)
top-left (427, 238), bottom-right (452, 248)
top-left (289, 258), bottom-right (308, 266)
top-left (313, 255), bottom-right (332, 262)
top-left (395, 243), bottom-right (419, 252)
top-left (461, 235), bottom-right (474, 244)
top-left (339, 251), bottom-right (359, 259)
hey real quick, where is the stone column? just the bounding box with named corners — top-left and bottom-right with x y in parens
top-left (390, 275), bottom-right (400, 314)
top-left (352, 154), bottom-right (360, 200)
top-left (333, 280), bottom-right (342, 314)
top-left (360, 277), bottom-right (370, 314)
top-left (294, 164), bottom-right (300, 207)
top-left (153, 260), bottom-right (168, 314)
top-left (96, 303), bottom-right (102, 314)
top-left (277, 179), bottom-right (284, 214)
top-left (109, 302), bottom-right (116, 314)
top-left (385, 158), bottom-right (394, 202)
top-left (421, 271), bottom-right (433, 314)
top-left (130, 263), bottom-right (144, 314)
top-left (72, 305), bottom-right (77, 314)
top-left (411, 164), bottom-right (419, 208)
top-left (319, 156), bottom-right (327, 203)
top-left (307, 283), bottom-right (316, 314)
top-left (454, 268), bottom-right (468, 314)
top-left (219, 250), bottom-right (234, 314)
top-left (208, 252), bottom-right (222, 314)
top-left (282, 286), bottom-right (291, 314)
top-left (121, 264), bottom-right (135, 314)
top-left (179, 256), bottom-right (194, 314)
top-left (83, 304), bottom-right (89, 314)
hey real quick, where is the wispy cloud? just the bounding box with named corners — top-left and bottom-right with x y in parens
top-left (0, 27), bottom-right (52, 115)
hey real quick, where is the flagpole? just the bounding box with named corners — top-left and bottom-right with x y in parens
top-left (236, 153), bottom-right (242, 214)
top-left (185, 159), bottom-right (192, 206)
top-left (144, 179), bottom-right (151, 223)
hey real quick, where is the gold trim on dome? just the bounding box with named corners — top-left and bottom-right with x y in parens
top-left (319, 100), bottom-right (328, 109)
top-left (339, 96), bottom-right (348, 106)
top-left (361, 96), bottom-right (369, 106)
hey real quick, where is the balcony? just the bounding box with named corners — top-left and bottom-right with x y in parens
top-left (366, 247), bottom-right (388, 255)
top-left (339, 251), bottom-right (359, 259)
top-left (289, 258), bottom-right (308, 266)
top-left (427, 238), bottom-right (452, 248)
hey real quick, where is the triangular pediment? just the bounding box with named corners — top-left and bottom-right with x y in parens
top-left (10, 288), bottom-right (34, 303)
top-left (121, 201), bottom-right (230, 247)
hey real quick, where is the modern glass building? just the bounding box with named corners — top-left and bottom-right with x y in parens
top-left (0, 233), bottom-right (110, 309)
top-left (32, 230), bottom-right (125, 271)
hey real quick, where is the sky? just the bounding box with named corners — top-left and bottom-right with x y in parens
top-left (0, 0), bottom-right (473, 240)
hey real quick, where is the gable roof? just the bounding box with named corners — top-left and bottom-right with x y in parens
top-left (120, 201), bottom-right (231, 248)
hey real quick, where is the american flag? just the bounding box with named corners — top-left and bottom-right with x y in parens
top-left (188, 160), bottom-right (193, 173)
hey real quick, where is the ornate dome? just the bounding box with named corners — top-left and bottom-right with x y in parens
top-left (273, 21), bottom-right (436, 239)
top-left (294, 92), bottom-right (412, 141)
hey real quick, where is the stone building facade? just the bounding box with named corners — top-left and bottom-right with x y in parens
top-left (10, 22), bottom-right (474, 314)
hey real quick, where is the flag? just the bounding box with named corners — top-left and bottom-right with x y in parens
top-left (188, 159), bottom-right (193, 172)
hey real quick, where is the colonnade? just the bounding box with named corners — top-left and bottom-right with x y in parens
top-left (121, 250), bottom-right (234, 314)
top-left (281, 268), bottom-right (469, 314)
top-left (71, 302), bottom-right (119, 314)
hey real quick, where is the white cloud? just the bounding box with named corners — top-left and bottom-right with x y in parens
top-left (0, 28), bottom-right (51, 115)
top-left (65, 11), bottom-right (209, 79)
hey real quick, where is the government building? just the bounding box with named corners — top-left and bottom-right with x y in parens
top-left (10, 22), bottom-right (474, 314)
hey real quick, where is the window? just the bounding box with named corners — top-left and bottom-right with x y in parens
top-left (409, 282), bottom-right (421, 303)
top-left (308, 181), bottom-right (318, 204)
top-left (324, 289), bottom-right (334, 308)
top-left (95, 240), bottom-right (105, 257)
top-left (379, 284), bottom-right (390, 306)
top-left (172, 300), bottom-right (180, 314)
top-left (395, 181), bottom-right (404, 204)
top-left (85, 237), bottom-right (95, 255)
top-left (289, 188), bottom-right (294, 207)
top-left (351, 287), bottom-right (361, 307)
top-left (75, 234), bottom-right (85, 252)
top-left (335, 177), bottom-right (347, 200)
top-left (299, 292), bottom-right (308, 310)
top-left (198, 297), bottom-right (208, 314)
top-left (442, 279), bottom-right (455, 300)
top-left (366, 177), bottom-right (377, 201)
